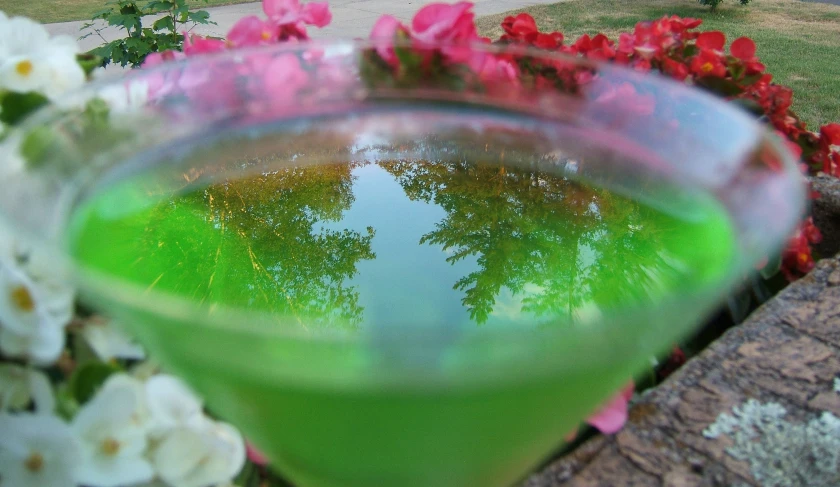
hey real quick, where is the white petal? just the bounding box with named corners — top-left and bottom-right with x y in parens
top-left (0, 17), bottom-right (51, 58)
top-left (45, 35), bottom-right (80, 55)
top-left (82, 321), bottom-right (145, 361)
top-left (152, 427), bottom-right (212, 486)
top-left (0, 55), bottom-right (50, 93)
top-left (146, 374), bottom-right (204, 434)
top-left (0, 412), bottom-right (80, 487)
top-left (0, 264), bottom-right (43, 335)
top-left (27, 322), bottom-right (66, 365)
top-left (27, 368), bottom-right (55, 414)
top-left (0, 323), bottom-right (65, 365)
top-left (72, 375), bottom-right (136, 435)
top-left (0, 364), bottom-right (32, 410)
top-left (76, 450), bottom-right (154, 487)
top-left (41, 53), bottom-right (86, 101)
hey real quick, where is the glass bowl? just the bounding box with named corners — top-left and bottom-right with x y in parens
top-left (0, 39), bottom-right (805, 487)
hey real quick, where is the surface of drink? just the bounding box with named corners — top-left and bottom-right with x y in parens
top-left (66, 112), bottom-right (736, 487)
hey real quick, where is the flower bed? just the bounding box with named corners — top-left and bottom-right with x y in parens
top-left (0, 1), bottom-right (838, 486)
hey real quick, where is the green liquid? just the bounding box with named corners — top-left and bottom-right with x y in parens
top-left (68, 130), bottom-right (736, 486)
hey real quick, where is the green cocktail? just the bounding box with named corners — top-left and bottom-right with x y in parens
top-left (0, 41), bottom-right (804, 487)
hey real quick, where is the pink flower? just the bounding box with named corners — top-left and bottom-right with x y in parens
top-left (301, 2), bottom-right (331, 27)
top-left (411, 2), bottom-right (480, 45)
top-left (246, 443), bottom-right (268, 466)
top-left (183, 34), bottom-right (226, 56)
top-left (142, 50), bottom-right (185, 68)
top-left (370, 15), bottom-right (406, 66)
top-left (262, 0), bottom-right (331, 27)
top-left (227, 15), bottom-right (278, 47)
top-left (586, 381), bottom-right (634, 434)
top-left (261, 53), bottom-right (310, 105)
top-left (477, 55), bottom-right (519, 85)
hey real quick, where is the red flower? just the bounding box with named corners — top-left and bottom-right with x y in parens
top-left (730, 37), bottom-right (755, 60)
top-left (690, 49), bottom-right (726, 78)
top-left (821, 123), bottom-right (840, 146)
top-left (661, 56), bottom-right (689, 81)
top-left (728, 37), bottom-right (765, 76)
top-left (781, 218), bottom-right (822, 281)
top-left (500, 13), bottom-right (564, 49)
top-left (501, 13), bottom-right (538, 39)
top-left (696, 31), bottom-right (725, 51)
top-left (572, 33), bottom-right (616, 61)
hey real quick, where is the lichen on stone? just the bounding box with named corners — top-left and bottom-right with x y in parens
top-left (703, 399), bottom-right (840, 487)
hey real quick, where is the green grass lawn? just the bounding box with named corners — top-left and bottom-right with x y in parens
top-left (0, 0), bottom-right (257, 24)
top-left (477, 0), bottom-right (840, 129)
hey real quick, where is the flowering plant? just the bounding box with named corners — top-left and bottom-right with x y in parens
top-left (0, 1), bottom-right (838, 486)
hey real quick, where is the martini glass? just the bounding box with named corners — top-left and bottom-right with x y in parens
top-left (0, 40), bottom-right (804, 487)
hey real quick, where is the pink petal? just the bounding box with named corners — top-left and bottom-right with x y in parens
top-left (370, 15), bottom-right (404, 66)
top-left (263, 53), bottom-right (309, 104)
top-left (412, 2), bottom-right (475, 43)
top-left (301, 2), bottom-right (331, 28)
top-left (246, 442), bottom-right (268, 465)
top-left (227, 16), bottom-right (275, 47)
top-left (585, 381), bottom-right (634, 434)
top-left (263, 0), bottom-right (302, 23)
top-left (370, 14), bottom-right (402, 39)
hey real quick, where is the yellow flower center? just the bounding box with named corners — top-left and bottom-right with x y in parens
top-left (10, 285), bottom-right (35, 312)
top-left (701, 62), bottom-right (714, 73)
top-left (101, 437), bottom-right (121, 456)
top-left (24, 452), bottom-right (44, 472)
top-left (15, 60), bottom-right (34, 77)
top-left (261, 30), bottom-right (272, 40)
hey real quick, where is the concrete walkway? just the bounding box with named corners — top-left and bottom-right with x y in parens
top-left (46, 0), bottom-right (561, 53)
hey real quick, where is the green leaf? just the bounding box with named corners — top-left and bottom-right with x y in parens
top-left (107, 13), bottom-right (142, 32)
top-left (758, 252), bottom-right (782, 279)
top-left (729, 98), bottom-right (765, 118)
top-left (90, 7), bottom-right (114, 20)
top-left (20, 126), bottom-right (60, 169)
top-left (187, 10), bottom-right (212, 25)
top-left (124, 37), bottom-right (154, 57)
top-left (68, 362), bottom-right (120, 405)
top-left (682, 45), bottom-right (699, 58)
top-left (153, 15), bottom-right (176, 32)
top-left (146, 0), bottom-right (175, 13)
top-left (76, 53), bottom-right (106, 76)
top-left (695, 76), bottom-right (744, 97)
top-left (0, 92), bottom-right (50, 125)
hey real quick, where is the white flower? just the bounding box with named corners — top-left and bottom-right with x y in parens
top-left (0, 16), bottom-right (51, 60)
top-left (97, 79), bottom-right (150, 113)
top-left (145, 374), bottom-right (246, 487)
top-left (0, 15), bottom-right (84, 100)
top-left (0, 250), bottom-right (74, 365)
top-left (0, 412), bottom-right (81, 487)
top-left (40, 51), bottom-right (86, 101)
top-left (0, 364), bottom-right (54, 413)
top-left (72, 373), bottom-right (154, 487)
top-left (145, 374), bottom-right (206, 437)
top-left (82, 318), bottom-right (145, 361)
top-left (152, 420), bottom-right (246, 487)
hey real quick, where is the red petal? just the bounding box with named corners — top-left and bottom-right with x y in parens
top-left (730, 37), bottom-right (756, 60)
top-left (821, 123), bottom-right (840, 145)
top-left (696, 31), bottom-right (725, 51)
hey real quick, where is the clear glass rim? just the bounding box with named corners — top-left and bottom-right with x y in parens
top-left (5, 38), bottom-right (806, 350)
